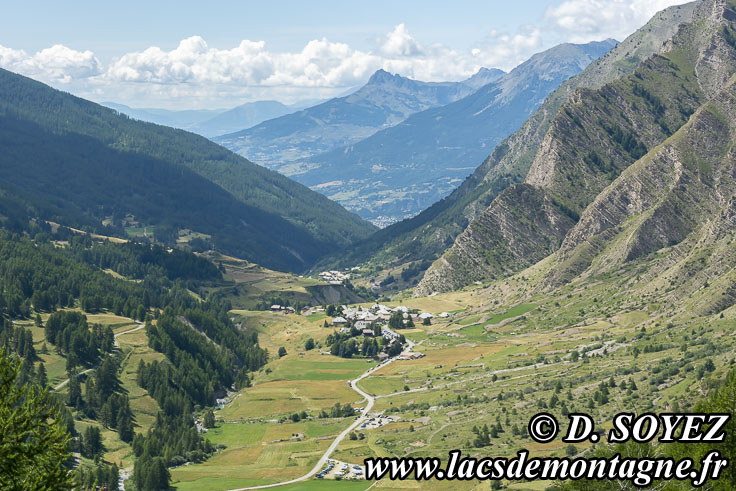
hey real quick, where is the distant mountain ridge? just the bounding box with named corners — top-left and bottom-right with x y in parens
top-left (293, 40), bottom-right (616, 223)
top-left (103, 100), bottom-right (302, 137)
top-left (0, 68), bottom-right (375, 272)
top-left (102, 102), bottom-right (223, 128)
top-left (189, 100), bottom-right (295, 137)
top-left (213, 68), bottom-right (505, 172)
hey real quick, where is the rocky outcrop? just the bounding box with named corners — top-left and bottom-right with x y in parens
top-left (416, 0), bottom-right (736, 296)
top-left (416, 185), bottom-right (576, 295)
top-left (546, 79), bottom-right (736, 286)
top-left (547, 79), bottom-right (736, 316)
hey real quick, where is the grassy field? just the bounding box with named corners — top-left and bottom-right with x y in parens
top-left (211, 254), bottom-right (324, 310)
top-left (115, 323), bottom-right (164, 466)
top-left (220, 379), bottom-right (360, 420)
top-left (19, 320), bottom-right (70, 386)
top-left (177, 228), bottom-right (211, 244)
top-left (175, 309), bottom-right (386, 488)
top-left (125, 225), bottom-right (154, 238)
top-left (170, 250), bottom-right (736, 490)
top-left (220, 350), bottom-right (369, 421)
top-left (258, 354), bottom-right (371, 383)
top-left (170, 430), bottom-right (335, 489)
top-left (229, 310), bottom-right (333, 356)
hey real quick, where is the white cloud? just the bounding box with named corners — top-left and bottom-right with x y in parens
top-left (102, 36), bottom-right (383, 92)
top-left (471, 26), bottom-right (543, 70)
top-left (0, 44), bottom-right (101, 83)
top-left (4, 24), bottom-right (537, 107)
top-left (0, 2), bottom-right (684, 109)
top-left (379, 24), bottom-right (423, 57)
top-left (545, 0), bottom-right (692, 43)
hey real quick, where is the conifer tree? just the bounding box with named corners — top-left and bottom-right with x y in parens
top-left (0, 353), bottom-right (74, 488)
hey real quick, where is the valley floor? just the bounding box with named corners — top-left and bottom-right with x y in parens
top-left (169, 259), bottom-right (735, 490)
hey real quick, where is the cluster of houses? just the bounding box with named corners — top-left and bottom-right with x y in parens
top-left (318, 270), bottom-right (352, 285)
top-left (327, 303), bottom-right (438, 360)
top-left (334, 320), bottom-right (400, 349)
top-left (269, 304), bottom-right (296, 314)
top-left (332, 304), bottom-right (437, 328)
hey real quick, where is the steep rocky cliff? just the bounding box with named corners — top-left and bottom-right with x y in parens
top-left (546, 75), bottom-right (736, 297)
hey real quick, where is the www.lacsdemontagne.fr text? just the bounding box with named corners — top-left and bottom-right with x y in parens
top-left (364, 449), bottom-right (727, 487)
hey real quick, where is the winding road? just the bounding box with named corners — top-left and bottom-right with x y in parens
top-left (228, 339), bottom-right (416, 491)
top-left (47, 320), bottom-right (144, 489)
top-left (53, 322), bottom-right (145, 391)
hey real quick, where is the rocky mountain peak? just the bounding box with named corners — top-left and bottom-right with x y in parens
top-left (366, 68), bottom-right (401, 85)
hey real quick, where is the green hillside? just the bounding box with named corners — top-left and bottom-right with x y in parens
top-left (0, 68), bottom-right (375, 271)
top-left (0, 227), bottom-right (272, 489)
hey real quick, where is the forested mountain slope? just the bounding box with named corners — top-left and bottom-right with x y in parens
top-left (0, 68), bottom-right (376, 271)
top-left (417, 0), bottom-right (735, 294)
top-left (0, 227), bottom-right (270, 489)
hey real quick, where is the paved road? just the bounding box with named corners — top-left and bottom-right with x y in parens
top-left (228, 339), bottom-right (416, 490)
top-left (52, 322), bottom-right (144, 391)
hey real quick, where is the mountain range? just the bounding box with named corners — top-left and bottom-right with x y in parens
top-left (291, 40), bottom-right (617, 224)
top-left (101, 102), bottom-right (222, 129)
top-left (103, 100), bottom-right (304, 137)
top-left (0, 0), bottom-right (715, 296)
top-left (213, 68), bottom-right (505, 175)
top-left (320, 1), bottom-right (699, 284)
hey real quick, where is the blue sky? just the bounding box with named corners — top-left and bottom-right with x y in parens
top-left (0, 0), bottom-right (689, 109)
top-left (2, 1), bottom-right (554, 56)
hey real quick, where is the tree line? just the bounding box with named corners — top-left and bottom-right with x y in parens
top-left (0, 225), bottom-right (270, 489)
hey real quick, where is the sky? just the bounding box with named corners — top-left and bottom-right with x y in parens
top-left (0, 0), bottom-right (691, 109)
